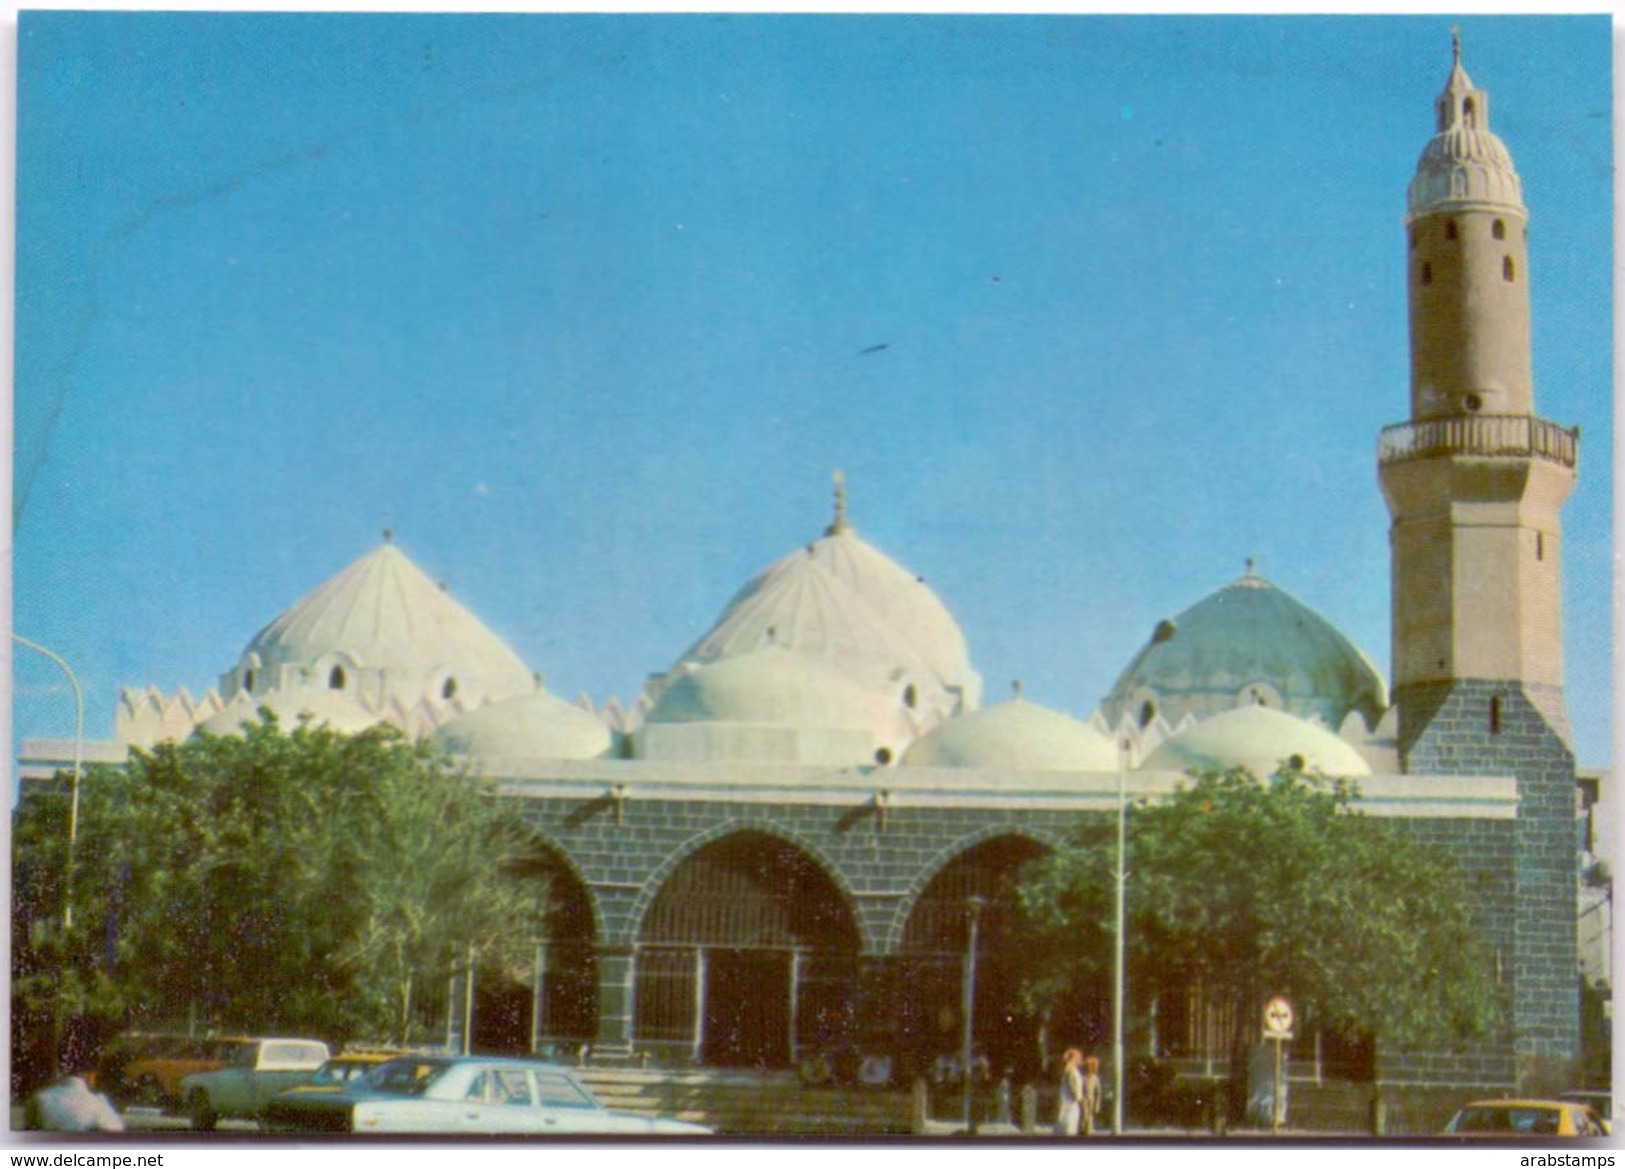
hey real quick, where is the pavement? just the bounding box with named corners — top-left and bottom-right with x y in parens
top-left (8, 1103), bottom-right (1359, 1141)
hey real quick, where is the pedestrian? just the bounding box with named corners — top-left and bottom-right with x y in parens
top-left (25, 1073), bottom-right (124, 1132)
top-left (1079, 1054), bottom-right (1103, 1136)
top-left (1053, 1048), bottom-right (1083, 1136)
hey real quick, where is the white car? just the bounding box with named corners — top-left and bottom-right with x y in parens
top-left (264, 1055), bottom-right (711, 1135)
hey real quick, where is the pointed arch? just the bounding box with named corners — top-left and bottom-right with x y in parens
top-left (626, 822), bottom-right (865, 1069)
top-left (470, 824), bottom-right (603, 1054)
top-left (882, 824), bottom-right (1067, 953)
top-left (883, 827), bottom-right (1066, 1081)
top-left (624, 818), bottom-right (867, 951)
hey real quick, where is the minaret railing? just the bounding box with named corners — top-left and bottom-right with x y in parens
top-left (1378, 414), bottom-right (1578, 468)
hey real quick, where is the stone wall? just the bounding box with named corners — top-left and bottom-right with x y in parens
top-left (1398, 679), bottom-right (1580, 1090)
top-left (506, 783), bottom-right (1082, 950)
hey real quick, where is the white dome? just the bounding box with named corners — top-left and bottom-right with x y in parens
top-left (434, 686), bottom-right (612, 761)
top-left (648, 645), bottom-right (907, 735)
top-left (802, 526), bottom-right (980, 704)
top-left (228, 540), bottom-right (535, 712)
top-left (1407, 47), bottom-right (1524, 217)
top-left (903, 698), bottom-right (1120, 771)
top-left (664, 496), bottom-right (981, 723)
top-left (1141, 705), bottom-right (1371, 778)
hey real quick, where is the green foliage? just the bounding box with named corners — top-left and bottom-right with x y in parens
top-left (1015, 766), bottom-right (1501, 1062)
top-left (12, 712), bottom-right (547, 1048)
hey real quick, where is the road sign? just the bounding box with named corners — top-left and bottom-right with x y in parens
top-left (1263, 996), bottom-right (1294, 1038)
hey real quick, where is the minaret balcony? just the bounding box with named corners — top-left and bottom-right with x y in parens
top-left (1379, 414), bottom-right (1578, 469)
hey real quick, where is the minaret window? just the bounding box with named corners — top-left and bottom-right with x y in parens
top-left (1138, 700), bottom-right (1156, 728)
top-left (1409, 228), bottom-right (1417, 252)
top-left (1489, 695), bottom-right (1502, 735)
top-left (1536, 532), bottom-right (1546, 561)
top-left (1463, 97), bottom-right (1478, 128)
top-left (1503, 256), bottom-right (1516, 282)
top-left (442, 677), bottom-right (458, 700)
top-left (1445, 219), bottom-right (1458, 241)
top-left (243, 669), bottom-right (256, 694)
top-left (1420, 262), bottom-right (1433, 285)
top-left (1464, 393), bottom-right (1483, 413)
top-left (329, 665), bottom-right (346, 690)
top-left (1492, 219), bottom-right (1506, 240)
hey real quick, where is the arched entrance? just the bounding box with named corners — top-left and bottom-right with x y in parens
top-left (471, 849), bottom-right (597, 1055)
top-left (634, 831), bottom-right (859, 1069)
top-left (896, 835), bottom-right (1051, 1083)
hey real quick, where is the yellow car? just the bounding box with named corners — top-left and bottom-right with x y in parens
top-left (1444, 1099), bottom-right (1611, 1137)
top-left (277, 1051), bottom-right (404, 1097)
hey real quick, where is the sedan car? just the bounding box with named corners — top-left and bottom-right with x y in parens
top-left (265, 1055), bottom-right (711, 1135)
top-left (1443, 1099), bottom-right (1611, 1137)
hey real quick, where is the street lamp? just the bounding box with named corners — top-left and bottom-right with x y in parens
top-left (1111, 735), bottom-right (1132, 1136)
top-left (960, 893), bottom-right (986, 1134)
top-left (13, 634), bottom-right (84, 932)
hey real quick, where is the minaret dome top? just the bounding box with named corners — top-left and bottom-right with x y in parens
top-left (1406, 33), bottom-right (1524, 220)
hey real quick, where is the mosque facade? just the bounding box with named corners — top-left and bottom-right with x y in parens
top-left (21, 43), bottom-right (1590, 1096)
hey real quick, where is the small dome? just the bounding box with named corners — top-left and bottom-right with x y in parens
top-left (1407, 43), bottom-right (1523, 216)
top-left (646, 645), bottom-right (907, 737)
top-left (237, 541), bottom-right (534, 706)
top-left (1102, 566), bottom-right (1388, 732)
top-left (434, 687), bottom-right (611, 761)
top-left (197, 687), bottom-right (379, 737)
top-left (902, 698), bottom-right (1120, 771)
top-left (1141, 705), bottom-right (1371, 778)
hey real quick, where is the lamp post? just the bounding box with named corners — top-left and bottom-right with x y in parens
top-left (1111, 736), bottom-right (1132, 1136)
top-left (13, 635), bottom-right (84, 932)
top-left (960, 893), bottom-right (986, 1134)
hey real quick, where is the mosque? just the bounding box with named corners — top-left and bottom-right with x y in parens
top-left (21, 41), bottom-right (1594, 1097)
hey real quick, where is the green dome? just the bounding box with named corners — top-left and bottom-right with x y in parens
top-left (1141, 705), bottom-right (1371, 778)
top-left (1102, 567), bottom-right (1388, 732)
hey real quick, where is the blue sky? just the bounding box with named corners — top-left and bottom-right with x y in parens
top-left (10, 12), bottom-right (1615, 773)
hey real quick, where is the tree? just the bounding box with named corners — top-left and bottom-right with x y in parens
top-left (1015, 766), bottom-right (1501, 1118)
top-left (12, 711), bottom-right (548, 1067)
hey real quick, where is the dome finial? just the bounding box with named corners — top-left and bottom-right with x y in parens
top-left (1245, 556), bottom-right (1257, 576)
top-left (825, 468), bottom-right (851, 536)
top-left (1451, 25), bottom-right (1462, 68)
top-left (1012, 679), bottom-right (1023, 699)
top-left (383, 528), bottom-right (394, 544)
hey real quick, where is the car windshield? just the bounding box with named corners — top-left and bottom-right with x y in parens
top-left (1451, 1106), bottom-right (1562, 1134)
top-left (308, 1061), bottom-right (366, 1086)
top-left (360, 1060), bottom-right (454, 1097)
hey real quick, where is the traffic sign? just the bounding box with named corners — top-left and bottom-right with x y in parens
top-left (1263, 996), bottom-right (1294, 1038)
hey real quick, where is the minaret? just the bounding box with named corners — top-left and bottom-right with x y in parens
top-left (1380, 32), bottom-right (1578, 751)
top-left (1378, 34), bottom-right (1579, 1091)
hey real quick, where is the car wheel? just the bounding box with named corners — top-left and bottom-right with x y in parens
top-left (189, 1090), bottom-right (218, 1132)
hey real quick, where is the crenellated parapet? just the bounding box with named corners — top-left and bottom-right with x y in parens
top-left (116, 681), bottom-right (489, 748)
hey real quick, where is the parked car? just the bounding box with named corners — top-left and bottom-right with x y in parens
top-left (264, 1054), bottom-right (711, 1135)
top-left (179, 1037), bottom-right (331, 1130)
top-left (93, 1033), bottom-right (250, 1111)
top-left (274, 1051), bottom-right (411, 1098)
top-left (1443, 1099), bottom-right (1612, 1137)
top-left (1560, 1090), bottom-right (1613, 1126)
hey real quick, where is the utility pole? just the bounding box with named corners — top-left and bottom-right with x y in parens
top-left (961, 894), bottom-right (986, 1134)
